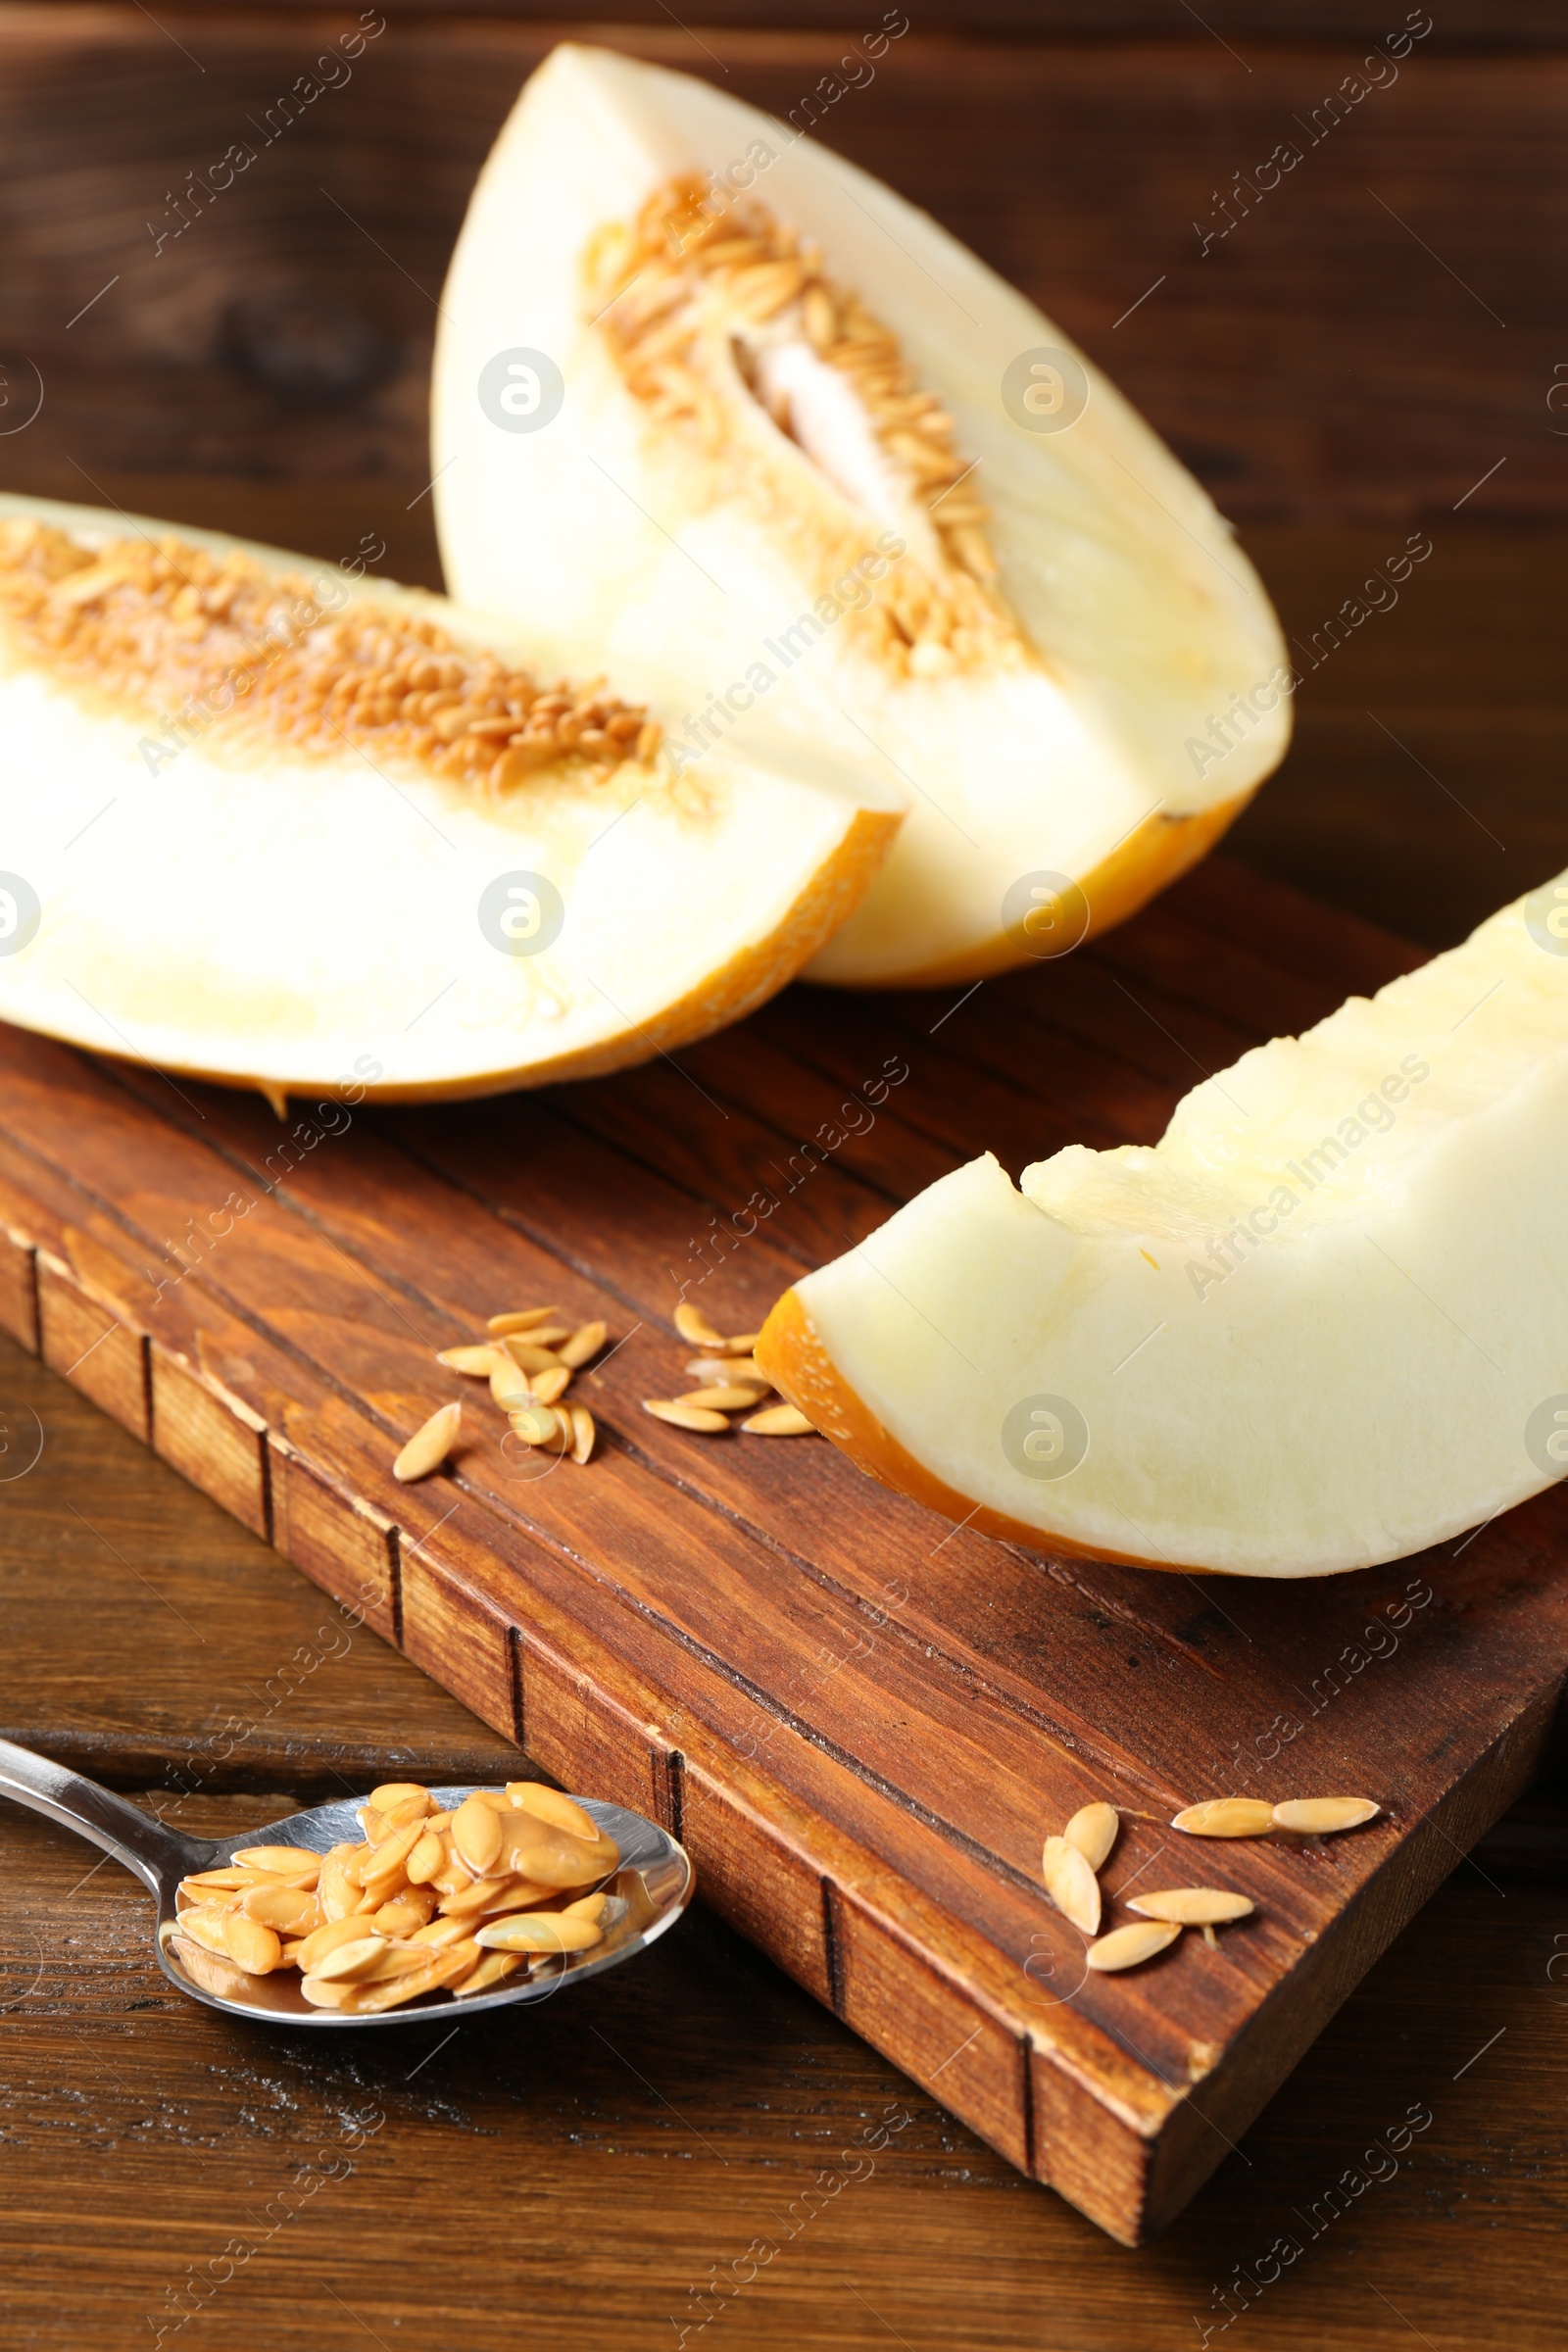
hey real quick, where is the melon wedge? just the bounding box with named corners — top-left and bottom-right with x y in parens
top-left (432, 42), bottom-right (1290, 989)
top-left (756, 873), bottom-right (1568, 1578)
top-left (0, 494), bottom-right (899, 1102)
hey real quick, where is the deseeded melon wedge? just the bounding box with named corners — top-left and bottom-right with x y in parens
top-left (432, 42), bottom-right (1290, 989)
top-left (756, 873), bottom-right (1568, 1578)
top-left (0, 494), bottom-right (898, 1102)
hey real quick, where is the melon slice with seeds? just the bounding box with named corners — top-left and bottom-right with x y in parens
top-left (757, 872), bottom-right (1568, 1578)
top-left (0, 493), bottom-right (899, 1102)
top-left (433, 42), bottom-right (1290, 989)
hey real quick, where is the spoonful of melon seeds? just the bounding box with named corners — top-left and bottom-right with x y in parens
top-left (172, 1778), bottom-right (622, 2014)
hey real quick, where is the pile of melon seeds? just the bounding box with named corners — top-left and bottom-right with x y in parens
top-left (641, 1300), bottom-right (813, 1439)
top-left (392, 1306), bottom-right (609, 1483)
top-left (389, 1298), bottom-right (812, 1485)
top-left (173, 1779), bottom-right (621, 2012)
top-left (1043, 1794), bottom-right (1383, 1974)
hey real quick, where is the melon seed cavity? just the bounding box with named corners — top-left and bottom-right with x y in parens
top-left (585, 175), bottom-right (1028, 681)
top-left (0, 516), bottom-right (660, 792)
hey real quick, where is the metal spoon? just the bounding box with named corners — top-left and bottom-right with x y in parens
top-left (0, 1736), bottom-right (693, 2029)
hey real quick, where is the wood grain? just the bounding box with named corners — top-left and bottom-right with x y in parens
top-left (0, 1339), bottom-right (516, 1794)
top-left (153, 3), bottom-right (1568, 36)
top-left (0, 2), bottom-right (1562, 2327)
top-left (0, 855), bottom-right (1562, 2243)
top-left (0, 11), bottom-right (1557, 528)
top-left (3, 1294), bottom-right (1565, 2348)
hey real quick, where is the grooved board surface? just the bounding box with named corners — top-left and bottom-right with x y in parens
top-left (0, 852), bottom-right (1563, 2244)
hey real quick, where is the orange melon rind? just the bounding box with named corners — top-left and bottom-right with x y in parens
top-left (755, 1287), bottom-right (1175, 1573)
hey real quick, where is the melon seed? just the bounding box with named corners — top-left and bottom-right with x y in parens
top-left (452, 1793), bottom-right (505, 1877)
top-left (1064, 1801), bottom-right (1119, 1872)
top-left (558, 1319), bottom-right (609, 1368)
top-left (1271, 1797), bottom-right (1381, 1835)
top-left (1086, 1921), bottom-right (1181, 1973)
top-left (643, 1398), bottom-right (729, 1433)
top-left (393, 1400), bottom-right (462, 1484)
top-left (1042, 1835), bottom-right (1102, 1937)
top-left (436, 1345), bottom-right (506, 1377)
top-left (1126, 1888), bottom-right (1254, 1926)
top-left (1170, 1799), bottom-right (1276, 1838)
top-left (674, 1301), bottom-right (727, 1348)
top-left (740, 1403), bottom-right (814, 1437)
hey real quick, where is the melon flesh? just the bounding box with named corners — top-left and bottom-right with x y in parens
top-left (0, 494), bottom-right (899, 1102)
top-left (433, 42), bottom-right (1291, 989)
top-left (757, 873), bottom-right (1568, 1578)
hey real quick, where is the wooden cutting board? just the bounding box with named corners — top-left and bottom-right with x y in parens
top-left (0, 852), bottom-right (1563, 2245)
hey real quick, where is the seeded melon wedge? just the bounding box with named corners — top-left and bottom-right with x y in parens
top-left (432, 42), bottom-right (1290, 989)
top-left (0, 494), bottom-right (899, 1102)
top-left (756, 873), bottom-right (1568, 1578)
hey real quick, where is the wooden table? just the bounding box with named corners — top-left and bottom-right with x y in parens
top-left (0, 523), bottom-right (1563, 2352)
top-left (3, 1268), bottom-right (1565, 2351)
top-left (3, 5), bottom-right (1567, 2342)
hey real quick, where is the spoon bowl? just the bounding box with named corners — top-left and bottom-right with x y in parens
top-left (0, 1738), bottom-right (692, 2028)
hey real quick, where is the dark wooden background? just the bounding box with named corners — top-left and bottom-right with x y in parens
top-left (1, 5), bottom-right (1564, 2345)
top-left (3, 5), bottom-right (1564, 945)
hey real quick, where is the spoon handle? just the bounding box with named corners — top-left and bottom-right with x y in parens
top-left (0, 1737), bottom-right (218, 1896)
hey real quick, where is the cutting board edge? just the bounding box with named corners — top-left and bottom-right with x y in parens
top-left (1, 1031), bottom-right (1561, 2247)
